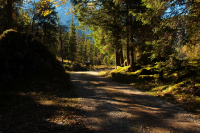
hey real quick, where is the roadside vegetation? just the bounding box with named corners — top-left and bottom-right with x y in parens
top-left (100, 59), bottom-right (200, 118)
top-left (1, 0), bottom-right (200, 131)
top-left (0, 30), bottom-right (87, 132)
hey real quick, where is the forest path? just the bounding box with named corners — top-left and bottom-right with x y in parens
top-left (70, 71), bottom-right (200, 133)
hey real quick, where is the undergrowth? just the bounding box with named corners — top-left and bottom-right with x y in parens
top-left (100, 61), bottom-right (200, 117)
top-left (0, 30), bottom-right (85, 132)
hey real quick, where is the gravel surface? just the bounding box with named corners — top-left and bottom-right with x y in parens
top-left (70, 71), bottom-right (200, 133)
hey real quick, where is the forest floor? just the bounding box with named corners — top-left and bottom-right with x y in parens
top-left (0, 71), bottom-right (89, 133)
top-left (1, 69), bottom-right (200, 133)
top-left (70, 71), bottom-right (200, 133)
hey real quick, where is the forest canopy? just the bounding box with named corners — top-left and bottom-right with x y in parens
top-left (1, 0), bottom-right (200, 67)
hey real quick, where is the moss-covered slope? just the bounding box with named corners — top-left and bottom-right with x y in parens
top-left (0, 29), bottom-right (66, 81)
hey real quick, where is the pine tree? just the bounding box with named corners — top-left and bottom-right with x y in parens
top-left (69, 16), bottom-right (77, 63)
top-left (63, 31), bottom-right (69, 60)
top-left (34, 0), bottom-right (58, 55)
top-left (78, 32), bottom-right (86, 63)
top-left (73, 0), bottom-right (124, 68)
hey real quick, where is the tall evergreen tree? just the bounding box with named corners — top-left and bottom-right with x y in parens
top-left (77, 32), bottom-right (86, 63)
top-left (69, 16), bottom-right (77, 63)
top-left (74, 0), bottom-right (125, 68)
top-left (34, 0), bottom-right (58, 55)
top-left (63, 31), bottom-right (69, 60)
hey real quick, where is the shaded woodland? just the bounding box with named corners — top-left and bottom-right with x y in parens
top-left (0, 0), bottom-right (200, 126)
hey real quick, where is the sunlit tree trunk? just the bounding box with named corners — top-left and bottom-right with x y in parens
top-left (119, 46), bottom-right (124, 66)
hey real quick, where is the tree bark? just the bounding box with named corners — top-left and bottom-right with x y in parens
top-left (130, 47), bottom-right (135, 69)
top-left (126, 1), bottom-right (131, 66)
top-left (7, 0), bottom-right (13, 29)
top-left (115, 50), bottom-right (120, 69)
top-left (119, 47), bottom-right (124, 66)
top-left (59, 27), bottom-right (63, 66)
top-left (130, 13), bottom-right (135, 70)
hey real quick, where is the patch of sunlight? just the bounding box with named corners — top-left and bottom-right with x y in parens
top-left (106, 100), bottom-right (129, 106)
top-left (57, 97), bottom-right (77, 103)
top-left (163, 85), bottom-right (178, 94)
top-left (189, 61), bottom-right (198, 64)
top-left (111, 66), bottom-right (130, 73)
top-left (81, 72), bottom-right (87, 76)
top-left (175, 82), bottom-right (185, 87)
top-left (138, 75), bottom-right (154, 78)
top-left (90, 81), bottom-right (101, 84)
top-left (19, 92), bottom-right (26, 96)
top-left (56, 57), bottom-right (71, 63)
top-left (107, 111), bottom-right (133, 118)
top-left (104, 87), bottom-right (118, 91)
top-left (173, 72), bottom-right (178, 77)
top-left (38, 100), bottom-right (55, 106)
top-left (88, 71), bottom-right (99, 75)
top-left (145, 66), bottom-right (153, 70)
top-left (129, 69), bottom-right (143, 75)
top-left (195, 83), bottom-right (200, 87)
top-left (147, 91), bottom-right (157, 96)
top-left (113, 97), bottom-right (130, 103)
top-left (152, 85), bottom-right (168, 91)
top-left (99, 70), bottom-right (109, 76)
top-left (130, 83), bottom-right (136, 86)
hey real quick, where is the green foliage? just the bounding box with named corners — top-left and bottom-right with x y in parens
top-left (71, 62), bottom-right (87, 71)
top-left (14, 8), bottom-right (32, 33)
top-left (185, 2), bottom-right (200, 46)
top-left (100, 59), bottom-right (200, 116)
top-left (34, 0), bottom-right (59, 55)
top-left (69, 16), bottom-right (77, 63)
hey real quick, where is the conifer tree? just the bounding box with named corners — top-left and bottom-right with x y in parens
top-left (78, 32), bottom-right (86, 63)
top-left (73, 0), bottom-right (124, 68)
top-left (63, 31), bottom-right (69, 60)
top-left (69, 16), bottom-right (77, 63)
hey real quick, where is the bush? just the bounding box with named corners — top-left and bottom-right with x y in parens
top-left (71, 63), bottom-right (87, 71)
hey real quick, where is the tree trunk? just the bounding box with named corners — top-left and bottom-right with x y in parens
top-left (7, 0), bottom-right (13, 29)
top-left (130, 47), bottom-right (135, 70)
top-left (126, 1), bottom-right (131, 66)
top-left (126, 37), bottom-right (130, 66)
top-left (130, 15), bottom-right (135, 70)
top-left (115, 50), bottom-right (120, 69)
top-left (119, 47), bottom-right (124, 66)
top-left (59, 28), bottom-right (63, 66)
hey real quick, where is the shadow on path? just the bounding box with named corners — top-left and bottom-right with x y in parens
top-left (0, 72), bottom-right (90, 133)
top-left (71, 71), bottom-right (200, 133)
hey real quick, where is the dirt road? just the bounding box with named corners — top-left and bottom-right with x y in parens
top-left (70, 71), bottom-right (200, 133)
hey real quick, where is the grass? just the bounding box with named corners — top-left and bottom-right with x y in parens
top-left (100, 62), bottom-right (200, 118)
top-left (91, 65), bottom-right (115, 69)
